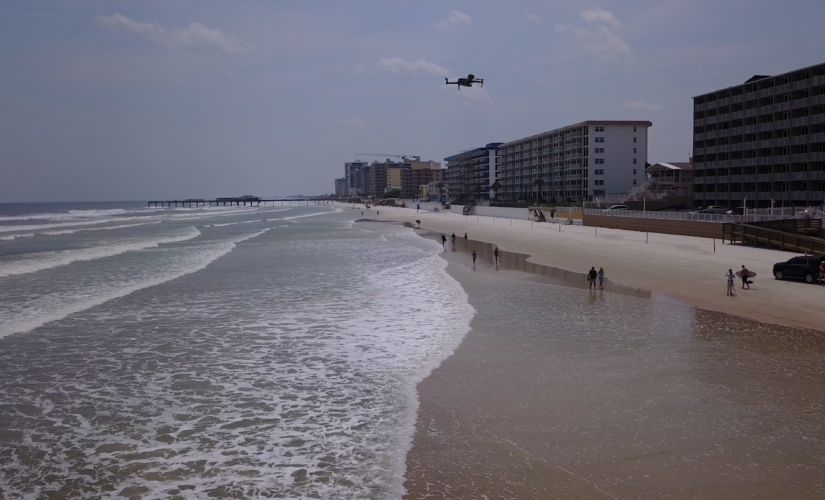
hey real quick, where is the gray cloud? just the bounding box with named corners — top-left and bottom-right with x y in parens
top-left (524, 12), bottom-right (544, 25)
top-left (340, 116), bottom-right (368, 130)
top-left (95, 13), bottom-right (253, 55)
top-left (555, 8), bottom-right (631, 61)
top-left (433, 10), bottom-right (471, 29)
top-left (377, 57), bottom-right (448, 76)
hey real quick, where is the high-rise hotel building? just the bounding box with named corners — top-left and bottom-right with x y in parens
top-left (498, 121), bottom-right (651, 202)
top-left (692, 62), bottom-right (825, 208)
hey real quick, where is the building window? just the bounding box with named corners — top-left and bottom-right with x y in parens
top-left (633, 137), bottom-right (637, 143)
top-left (595, 158), bottom-right (604, 164)
top-left (633, 169), bottom-right (637, 174)
top-left (633, 159), bottom-right (637, 164)
top-left (633, 148), bottom-right (636, 153)
top-left (595, 147), bottom-right (604, 153)
top-left (595, 169), bottom-right (604, 175)
top-left (633, 179), bottom-right (637, 185)
top-left (595, 137), bottom-right (604, 143)
top-left (595, 126), bottom-right (605, 132)
top-left (594, 180), bottom-right (604, 186)
top-left (633, 126), bottom-right (637, 132)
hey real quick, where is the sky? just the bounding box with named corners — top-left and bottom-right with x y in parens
top-left (2, 0), bottom-right (825, 202)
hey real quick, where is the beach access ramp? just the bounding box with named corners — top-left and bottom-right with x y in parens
top-left (528, 208), bottom-right (546, 222)
top-left (723, 218), bottom-right (825, 254)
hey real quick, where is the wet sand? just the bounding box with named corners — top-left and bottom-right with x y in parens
top-left (401, 228), bottom-right (825, 500)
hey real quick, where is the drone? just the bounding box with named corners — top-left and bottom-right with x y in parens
top-left (445, 74), bottom-right (484, 89)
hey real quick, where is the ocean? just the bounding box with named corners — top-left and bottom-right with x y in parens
top-left (0, 202), bottom-right (474, 499)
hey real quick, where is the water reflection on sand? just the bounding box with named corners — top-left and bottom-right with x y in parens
top-left (404, 233), bottom-right (825, 500)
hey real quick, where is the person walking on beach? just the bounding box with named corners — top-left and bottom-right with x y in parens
top-left (588, 267), bottom-right (598, 290)
top-left (472, 250), bottom-right (477, 266)
top-left (451, 232), bottom-right (456, 243)
top-left (464, 232), bottom-right (468, 241)
top-left (494, 247), bottom-right (499, 267)
top-left (598, 267), bottom-right (605, 290)
top-left (441, 234), bottom-right (446, 247)
top-left (726, 269), bottom-right (736, 296)
top-left (740, 265), bottom-right (750, 289)
top-left (550, 208), bottom-right (555, 220)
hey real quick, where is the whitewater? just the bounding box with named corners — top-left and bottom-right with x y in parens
top-left (0, 201), bottom-right (473, 499)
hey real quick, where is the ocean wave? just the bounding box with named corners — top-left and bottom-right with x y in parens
top-left (0, 227), bottom-right (202, 278)
top-left (281, 211), bottom-right (329, 220)
top-left (0, 220), bottom-right (471, 498)
top-left (0, 233), bottom-right (35, 241)
top-left (0, 218), bottom-right (149, 233)
top-left (40, 221), bottom-right (163, 236)
top-left (0, 228), bottom-right (269, 338)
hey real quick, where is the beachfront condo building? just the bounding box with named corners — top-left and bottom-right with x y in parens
top-left (400, 165), bottom-right (444, 199)
top-left (444, 143), bottom-right (503, 203)
top-left (692, 62), bottom-right (825, 209)
top-left (498, 121), bottom-right (651, 203)
top-left (345, 160), bottom-right (369, 197)
top-left (334, 177), bottom-right (347, 198)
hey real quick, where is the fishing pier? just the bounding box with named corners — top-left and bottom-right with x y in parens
top-left (147, 197), bottom-right (326, 208)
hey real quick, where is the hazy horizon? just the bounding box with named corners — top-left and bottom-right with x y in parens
top-left (3, 1), bottom-right (825, 202)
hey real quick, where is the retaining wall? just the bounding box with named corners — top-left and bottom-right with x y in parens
top-left (583, 214), bottom-right (724, 239)
top-left (457, 206), bottom-right (530, 219)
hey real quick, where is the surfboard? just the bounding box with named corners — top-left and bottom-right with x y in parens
top-left (735, 271), bottom-right (756, 278)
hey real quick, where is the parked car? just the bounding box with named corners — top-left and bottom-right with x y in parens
top-left (605, 204), bottom-right (628, 211)
top-left (704, 205), bottom-right (728, 214)
top-left (772, 256), bottom-right (823, 283)
top-left (725, 207), bottom-right (745, 215)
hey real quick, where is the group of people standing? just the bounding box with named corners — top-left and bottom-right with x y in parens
top-left (587, 267), bottom-right (605, 290)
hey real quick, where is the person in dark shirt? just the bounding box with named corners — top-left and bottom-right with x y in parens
top-left (588, 267), bottom-right (598, 290)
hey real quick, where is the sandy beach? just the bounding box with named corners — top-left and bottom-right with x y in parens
top-left (356, 209), bottom-right (825, 499)
top-left (372, 207), bottom-right (825, 333)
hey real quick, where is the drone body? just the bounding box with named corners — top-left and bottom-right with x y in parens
top-left (445, 74), bottom-right (484, 89)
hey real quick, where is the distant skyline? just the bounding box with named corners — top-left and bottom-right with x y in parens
top-left (2, 1), bottom-right (825, 202)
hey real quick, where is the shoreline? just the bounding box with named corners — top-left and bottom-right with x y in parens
top-left (368, 207), bottom-right (825, 334)
top-left (391, 220), bottom-right (825, 499)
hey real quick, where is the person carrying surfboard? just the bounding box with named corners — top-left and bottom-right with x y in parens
top-left (740, 265), bottom-right (750, 289)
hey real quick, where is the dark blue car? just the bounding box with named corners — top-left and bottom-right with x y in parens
top-left (772, 256), bottom-right (823, 284)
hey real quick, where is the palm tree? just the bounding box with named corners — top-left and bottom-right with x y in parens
top-left (490, 181), bottom-right (502, 200)
top-left (533, 178), bottom-right (544, 203)
top-left (435, 182), bottom-right (446, 204)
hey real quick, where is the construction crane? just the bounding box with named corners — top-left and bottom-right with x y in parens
top-left (355, 153), bottom-right (421, 161)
